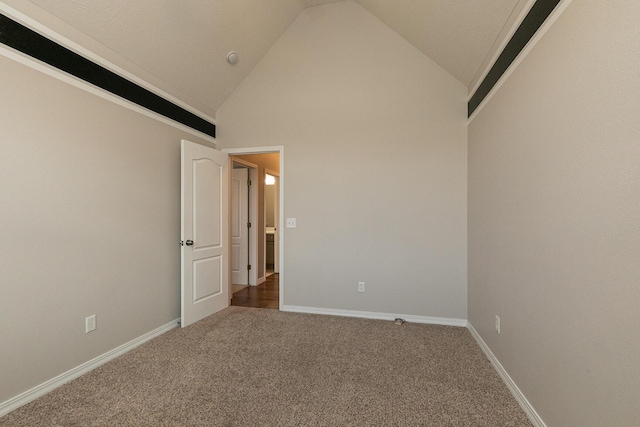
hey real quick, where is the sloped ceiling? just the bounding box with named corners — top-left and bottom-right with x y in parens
top-left (23, 0), bottom-right (530, 116)
top-left (353, 0), bottom-right (529, 87)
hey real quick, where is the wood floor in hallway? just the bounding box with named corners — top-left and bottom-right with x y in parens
top-left (231, 273), bottom-right (279, 309)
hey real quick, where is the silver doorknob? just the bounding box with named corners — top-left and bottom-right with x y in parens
top-left (185, 240), bottom-right (194, 246)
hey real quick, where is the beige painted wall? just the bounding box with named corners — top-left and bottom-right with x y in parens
top-left (468, 1), bottom-right (640, 425)
top-left (0, 54), bottom-right (211, 404)
top-left (217, 1), bottom-right (468, 318)
top-left (235, 153), bottom-right (279, 174)
top-left (265, 185), bottom-right (276, 228)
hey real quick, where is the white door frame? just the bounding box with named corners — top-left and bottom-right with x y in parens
top-left (265, 168), bottom-right (280, 275)
top-left (223, 146), bottom-right (284, 309)
top-left (231, 158), bottom-right (259, 288)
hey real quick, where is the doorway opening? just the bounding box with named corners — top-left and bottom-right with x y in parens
top-left (224, 147), bottom-right (283, 310)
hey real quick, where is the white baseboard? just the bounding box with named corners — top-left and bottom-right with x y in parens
top-left (467, 323), bottom-right (546, 427)
top-left (281, 305), bottom-right (468, 327)
top-left (0, 318), bottom-right (179, 418)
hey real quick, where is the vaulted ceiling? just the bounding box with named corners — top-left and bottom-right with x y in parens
top-left (24, 0), bottom-right (531, 116)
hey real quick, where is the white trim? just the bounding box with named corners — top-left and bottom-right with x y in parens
top-left (0, 45), bottom-right (216, 145)
top-left (467, 323), bottom-right (547, 427)
top-left (223, 146), bottom-right (284, 157)
top-left (278, 149), bottom-right (284, 308)
top-left (0, 2), bottom-right (215, 125)
top-left (281, 305), bottom-right (468, 327)
top-left (468, 0), bottom-right (573, 122)
top-left (467, 0), bottom-right (537, 100)
top-left (0, 319), bottom-right (179, 418)
top-left (222, 147), bottom-right (284, 308)
top-left (264, 168), bottom-right (280, 276)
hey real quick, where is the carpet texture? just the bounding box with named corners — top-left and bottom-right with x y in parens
top-left (1, 307), bottom-right (532, 426)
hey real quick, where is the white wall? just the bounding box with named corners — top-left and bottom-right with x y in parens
top-left (468, 1), bottom-right (640, 425)
top-left (217, 1), bottom-right (468, 320)
top-left (0, 54), bottom-right (212, 405)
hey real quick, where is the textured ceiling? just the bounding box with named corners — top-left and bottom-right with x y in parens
top-left (23, 0), bottom-right (530, 117)
top-left (353, 0), bottom-right (529, 87)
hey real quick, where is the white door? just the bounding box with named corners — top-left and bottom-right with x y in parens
top-left (231, 167), bottom-right (249, 285)
top-left (181, 140), bottom-right (229, 328)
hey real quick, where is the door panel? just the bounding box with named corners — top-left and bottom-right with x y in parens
top-left (181, 140), bottom-right (228, 327)
top-left (231, 168), bottom-right (249, 285)
top-left (193, 257), bottom-right (221, 301)
top-left (193, 159), bottom-right (221, 248)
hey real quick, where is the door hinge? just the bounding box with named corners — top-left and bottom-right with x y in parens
top-left (247, 222), bottom-right (252, 228)
top-left (247, 264), bottom-right (252, 271)
top-left (247, 179), bottom-right (252, 186)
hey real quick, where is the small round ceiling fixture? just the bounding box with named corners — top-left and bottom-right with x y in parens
top-left (226, 51), bottom-right (238, 65)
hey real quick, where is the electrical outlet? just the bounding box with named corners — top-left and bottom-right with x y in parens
top-left (286, 218), bottom-right (297, 228)
top-left (358, 282), bottom-right (365, 293)
top-left (86, 314), bottom-right (97, 333)
top-left (495, 315), bottom-right (501, 334)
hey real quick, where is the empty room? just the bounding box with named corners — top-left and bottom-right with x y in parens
top-left (0, 0), bottom-right (638, 426)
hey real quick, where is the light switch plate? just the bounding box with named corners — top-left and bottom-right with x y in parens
top-left (286, 218), bottom-right (297, 228)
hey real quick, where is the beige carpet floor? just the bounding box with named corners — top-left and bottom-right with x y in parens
top-left (0, 307), bottom-right (532, 426)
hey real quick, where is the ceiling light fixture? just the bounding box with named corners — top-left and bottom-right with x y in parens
top-left (226, 51), bottom-right (238, 65)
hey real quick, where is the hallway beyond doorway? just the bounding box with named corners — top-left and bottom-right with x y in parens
top-left (231, 274), bottom-right (279, 309)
